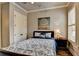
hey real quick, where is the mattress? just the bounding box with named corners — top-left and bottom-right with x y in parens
top-left (2, 38), bottom-right (56, 56)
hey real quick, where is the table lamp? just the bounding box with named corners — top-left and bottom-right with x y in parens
top-left (55, 29), bottom-right (61, 39)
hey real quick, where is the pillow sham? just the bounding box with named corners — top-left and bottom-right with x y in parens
top-left (34, 32), bottom-right (41, 38)
top-left (45, 33), bottom-right (52, 39)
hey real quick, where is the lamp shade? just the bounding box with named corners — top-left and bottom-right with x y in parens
top-left (55, 29), bottom-right (61, 33)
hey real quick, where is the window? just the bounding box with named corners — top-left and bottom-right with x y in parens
top-left (68, 6), bottom-right (76, 42)
top-left (68, 26), bottom-right (76, 42)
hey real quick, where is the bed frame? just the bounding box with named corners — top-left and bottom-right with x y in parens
top-left (0, 50), bottom-right (28, 56)
top-left (33, 31), bottom-right (54, 38)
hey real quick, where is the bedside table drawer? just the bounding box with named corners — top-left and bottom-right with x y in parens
top-left (56, 40), bottom-right (67, 47)
top-left (55, 40), bottom-right (67, 50)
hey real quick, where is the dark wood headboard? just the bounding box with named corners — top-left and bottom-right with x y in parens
top-left (33, 31), bottom-right (54, 38)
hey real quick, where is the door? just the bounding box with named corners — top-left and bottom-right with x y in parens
top-left (14, 10), bottom-right (27, 43)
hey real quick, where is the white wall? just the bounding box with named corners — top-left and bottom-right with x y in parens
top-left (27, 7), bottom-right (67, 38)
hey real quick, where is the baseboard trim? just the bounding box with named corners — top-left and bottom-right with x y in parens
top-left (68, 48), bottom-right (77, 56)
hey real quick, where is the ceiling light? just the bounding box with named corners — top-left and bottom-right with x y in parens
top-left (31, 2), bottom-right (34, 4)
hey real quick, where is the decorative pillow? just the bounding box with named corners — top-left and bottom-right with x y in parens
top-left (45, 33), bottom-right (52, 39)
top-left (40, 34), bottom-right (46, 39)
top-left (35, 32), bottom-right (41, 37)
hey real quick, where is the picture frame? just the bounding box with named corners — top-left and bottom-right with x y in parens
top-left (38, 17), bottom-right (50, 30)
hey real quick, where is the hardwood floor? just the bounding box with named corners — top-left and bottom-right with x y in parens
top-left (56, 48), bottom-right (73, 56)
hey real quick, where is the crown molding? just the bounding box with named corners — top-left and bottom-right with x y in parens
top-left (11, 2), bottom-right (28, 13)
top-left (11, 2), bottom-right (69, 13)
top-left (27, 5), bottom-right (67, 13)
top-left (65, 2), bottom-right (70, 7)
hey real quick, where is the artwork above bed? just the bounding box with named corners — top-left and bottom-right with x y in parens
top-left (38, 17), bottom-right (50, 30)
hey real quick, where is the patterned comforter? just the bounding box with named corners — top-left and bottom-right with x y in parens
top-left (2, 38), bottom-right (56, 56)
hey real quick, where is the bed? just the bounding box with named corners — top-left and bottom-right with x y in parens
top-left (1, 31), bottom-right (56, 56)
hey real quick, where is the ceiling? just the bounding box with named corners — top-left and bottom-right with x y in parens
top-left (16, 2), bottom-right (68, 11)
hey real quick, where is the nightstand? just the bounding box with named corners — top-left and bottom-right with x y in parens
top-left (55, 38), bottom-right (67, 50)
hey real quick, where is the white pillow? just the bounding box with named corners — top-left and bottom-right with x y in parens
top-left (35, 32), bottom-right (41, 37)
top-left (45, 33), bottom-right (51, 38)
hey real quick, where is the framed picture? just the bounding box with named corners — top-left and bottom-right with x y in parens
top-left (38, 17), bottom-right (50, 30)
